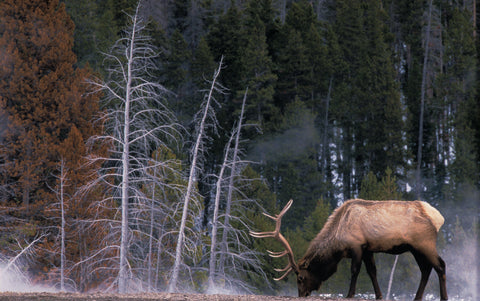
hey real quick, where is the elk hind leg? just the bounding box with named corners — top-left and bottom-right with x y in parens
top-left (363, 251), bottom-right (382, 299)
top-left (413, 250), bottom-right (448, 301)
top-left (434, 256), bottom-right (447, 301)
top-left (412, 251), bottom-right (432, 301)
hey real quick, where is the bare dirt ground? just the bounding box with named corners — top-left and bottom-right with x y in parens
top-left (0, 293), bottom-right (375, 301)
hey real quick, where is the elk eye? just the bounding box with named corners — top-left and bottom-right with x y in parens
top-left (298, 276), bottom-right (304, 283)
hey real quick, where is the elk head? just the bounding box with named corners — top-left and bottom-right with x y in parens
top-left (250, 199), bottom-right (320, 297)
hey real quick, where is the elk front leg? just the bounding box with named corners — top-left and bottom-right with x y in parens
top-left (347, 250), bottom-right (362, 298)
top-left (363, 251), bottom-right (382, 299)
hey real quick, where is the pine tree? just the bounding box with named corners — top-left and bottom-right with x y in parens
top-left (0, 0), bottom-right (102, 285)
top-left (333, 0), bottom-right (405, 196)
top-left (274, 1), bottom-right (320, 111)
top-left (206, 4), bottom-right (244, 92)
top-left (441, 7), bottom-right (478, 204)
top-left (164, 29), bottom-right (192, 121)
top-left (191, 37), bottom-right (215, 89)
top-left (0, 0), bottom-right (100, 210)
top-left (240, 2), bottom-right (278, 132)
top-left (64, 0), bottom-right (118, 70)
top-left (259, 100), bottom-right (324, 228)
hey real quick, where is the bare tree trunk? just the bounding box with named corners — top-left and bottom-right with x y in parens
top-left (168, 57), bottom-right (224, 293)
top-left (207, 133), bottom-right (233, 291)
top-left (146, 157), bottom-right (157, 292)
top-left (117, 8), bottom-right (138, 293)
top-left (1, 234), bottom-right (45, 273)
top-left (87, 1), bottom-right (180, 292)
top-left (386, 254), bottom-right (399, 300)
top-left (59, 159), bottom-right (67, 292)
top-left (321, 77), bottom-right (333, 178)
top-left (217, 89), bottom-right (247, 277)
top-left (415, 0), bottom-right (433, 199)
top-left (280, 0), bottom-right (286, 24)
top-left (473, 0), bottom-right (477, 38)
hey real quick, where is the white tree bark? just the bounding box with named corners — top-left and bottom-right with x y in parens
top-left (386, 254), bottom-right (399, 300)
top-left (207, 132), bottom-right (234, 291)
top-left (146, 155), bottom-right (157, 292)
top-left (168, 57), bottom-right (224, 292)
top-left (217, 89), bottom-right (247, 276)
top-left (48, 158), bottom-right (69, 291)
top-left (59, 159), bottom-right (67, 292)
top-left (117, 5), bottom-right (137, 292)
top-left (86, 3), bottom-right (180, 293)
top-left (1, 234), bottom-right (45, 274)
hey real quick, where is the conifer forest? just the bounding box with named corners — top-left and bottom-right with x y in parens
top-left (0, 0), bottom-right (479, 299)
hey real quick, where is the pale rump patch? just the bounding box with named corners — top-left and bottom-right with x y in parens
top-left (420, 201), bottom-right (445, 232)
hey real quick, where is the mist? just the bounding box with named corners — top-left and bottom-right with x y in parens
top-left (248, 113), bottom-right (320, 162)
top-left (382, 201), bottom-right (478, 301)
top-left (0, 264), bottom-right (56, 293)
top-left (439, 198), bottom-right (478, 301)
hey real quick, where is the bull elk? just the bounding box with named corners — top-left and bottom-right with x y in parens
top-left (250, 199), bottom-right (447, 300)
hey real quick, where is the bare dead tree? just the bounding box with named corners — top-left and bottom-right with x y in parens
top-left (85, 3), bottom-right (181, 293)
top-left (207, 131), bottom-right (234, 291)
top-left (48, 158), bottom-right (68, 292)
top-left (168, 57), bottom-right (225, 293)
top-left (207, 89), bottom-right (269, 293)
top-left (217, 89), bottom-right (248, 276)
top-left (0, 233), bottom-right (46, 287)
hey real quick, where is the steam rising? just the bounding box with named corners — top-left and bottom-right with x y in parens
top-left (0, 264), bottom-right (56, 293)
top-left (250, 120), bottom-right (319, 162)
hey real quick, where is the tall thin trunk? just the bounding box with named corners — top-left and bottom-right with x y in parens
top-left (168, 57), bottom-right (223, 293)
top-left (146, 154), bottom-right (158, 292)
top-left (322, 77), bottom-right (333, 178)
top-left (473, 0), bottom-right (476, 38)
top-left (118, 7), bottom-right (139, 294)
top-left (280, 0), bottom-right (286, 24)
top-left (207, 134), bottom-right (233, 290)
top-left (386, 255), bottom-right (399, 300)
top-left (217, 89), bottom-right (247, 276)
top-left (416, 0), bottom-right (433, 199)
top-left (59, 159), bottom-right (66, 292)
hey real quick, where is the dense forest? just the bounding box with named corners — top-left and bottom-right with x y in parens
top-left (0, 0), bottom-right (478, 299)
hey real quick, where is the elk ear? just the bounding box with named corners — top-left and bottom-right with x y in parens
top-left (299, 260), bottom-right (310, 270)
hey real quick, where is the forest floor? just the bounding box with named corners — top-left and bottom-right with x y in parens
top-left (0, 292), bottom-right (377, 301)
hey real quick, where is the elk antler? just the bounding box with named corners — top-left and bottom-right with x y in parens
top-left (250, 199), bottom-right (299, 281)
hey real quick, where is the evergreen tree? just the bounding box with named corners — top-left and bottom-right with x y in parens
top-left (206, 4), bottom-right (244, 93)
top-left (191, 37), bottom-right (215, 89)
top-left (164, 29), bottom-right (192, 122)
top-left (333, 0), bottom-right (405, 196)
top-left (440, 7), bottom-right (478, 205)
top-left (64, 0), bottom-right (118, 70)
top-left (274, 0), bottom-right (324, 111)
top-left (0, 0), bottom-right (102, 284)
top-left (259, 101), bottom-right (324, 228)
top-left (240, 2), bottom-right (278, 133)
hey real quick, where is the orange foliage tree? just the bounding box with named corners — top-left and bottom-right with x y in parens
top-left (0, 0), bottom-right (110, 291)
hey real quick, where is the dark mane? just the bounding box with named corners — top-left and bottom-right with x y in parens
top-left (299, 200), bottom-right (351, 267)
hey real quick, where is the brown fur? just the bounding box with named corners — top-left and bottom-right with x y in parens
top-left (297, 199), bottom-right (448, 300)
